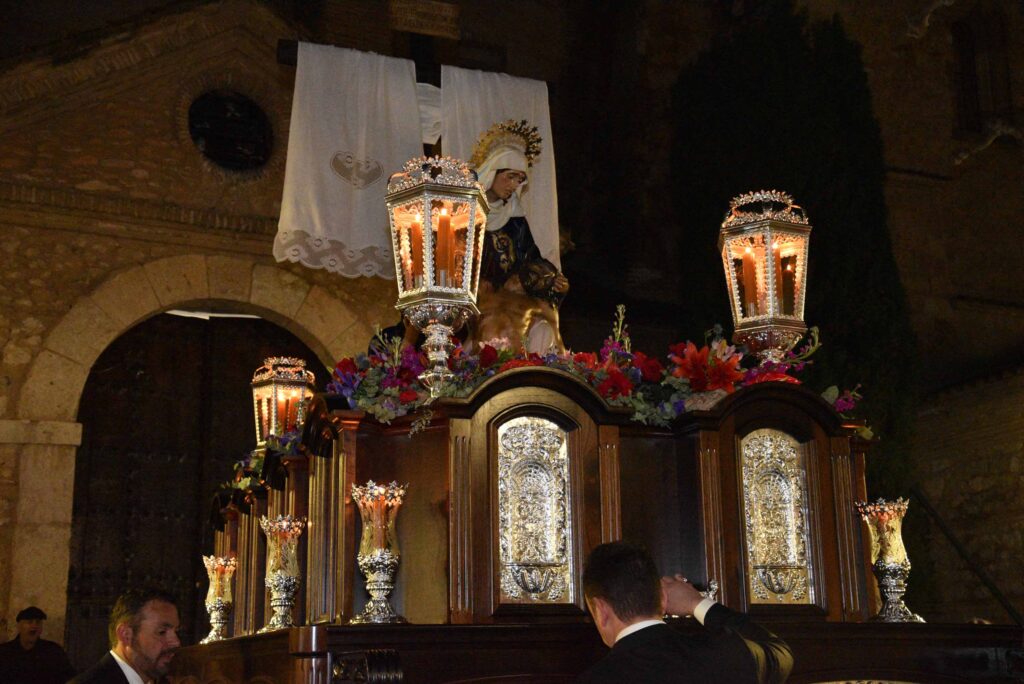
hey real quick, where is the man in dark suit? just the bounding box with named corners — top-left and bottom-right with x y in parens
top-left (69, 588), bottom-right (180, 684)
top-left (578, 542), bottom-right (793, 683)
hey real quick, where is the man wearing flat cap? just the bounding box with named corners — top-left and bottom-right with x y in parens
top-left (0, 605), bottom-right (76, 684)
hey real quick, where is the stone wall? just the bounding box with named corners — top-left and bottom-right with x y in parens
top-left (911, 368), bottom-right (1024, 623)
top-left (0, 1), bottom-right (392, 642)
top-left (0, 0), bottom-right (573, 642)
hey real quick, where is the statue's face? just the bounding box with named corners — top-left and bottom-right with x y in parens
top-left (489, 169), bottom-right (527, 201)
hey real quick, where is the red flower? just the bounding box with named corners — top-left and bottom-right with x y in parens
top-left (670, 342), bottom-right (710, 391)
top-left (632, 351), bottom-right (664, 383)
top-left (498, 357), bottom-right (545, 373)
top-left (746, 372), bottom-right (801, 386)
top-left (398, 389), bottom-right (419, 404)
top-left (479, 345), bottom-right (498, 368)
top-left (335, 358), bottom-right (359, 376)
top-left (573, 351), bottom-right (599, 369)
top-left (706, 353), bottom-right (745, 393)
top-left (597, 366), bottom-right (633, 398)
top-left (669, 341), bottom-right (743, 393)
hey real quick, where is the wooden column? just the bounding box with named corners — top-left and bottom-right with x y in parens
top-left (306, 412), bottom-right (360, 624)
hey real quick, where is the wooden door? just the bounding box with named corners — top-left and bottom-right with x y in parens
top-left (65, 313), bottom-right (328, 670)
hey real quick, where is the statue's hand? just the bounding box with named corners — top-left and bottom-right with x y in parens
top-left (553, 274), bottom-right (570, 295)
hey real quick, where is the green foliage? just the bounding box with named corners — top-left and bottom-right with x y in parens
top-left (670, 2), bottom-right (917, 496)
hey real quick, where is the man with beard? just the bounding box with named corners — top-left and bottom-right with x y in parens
top-left (70, 589), bottom-right (180, 684)
top-left (0, 606), bottom-right (76, 684)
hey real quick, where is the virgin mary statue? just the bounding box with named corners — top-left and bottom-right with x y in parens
top-left (467, 120), bottom-right (568, 353)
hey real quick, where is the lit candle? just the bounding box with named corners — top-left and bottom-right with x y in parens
top-left (772, 241), bottom-right (784, 315)
top-left (410, 214), bottom-right (423, 285)
top-left (437, 208), bottom-right (452, 286)
top-left (741, 244), bottom-right (759, 317)
top-left (279, 395), bottom-right (289, 434)
top-left (781, 257), bottom-right (796, 315)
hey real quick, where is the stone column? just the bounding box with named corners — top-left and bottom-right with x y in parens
top-left (0, 419), bottom-right (81, 645)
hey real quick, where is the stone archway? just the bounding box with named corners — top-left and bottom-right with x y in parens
top-left (4, 254), bottom-right (377, 643)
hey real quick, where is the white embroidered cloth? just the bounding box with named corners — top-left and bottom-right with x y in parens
top-left (441, 65), bottom-right (560, 269)
top-left (274, 43), bottom-right (423, 278)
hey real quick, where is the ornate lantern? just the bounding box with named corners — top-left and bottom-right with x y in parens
top-left (251, 357), bottom-right (315, 446)
top-left (719, 190), bottom-right (811, 362)
top-left (386, 156), bottom-right (488, 397)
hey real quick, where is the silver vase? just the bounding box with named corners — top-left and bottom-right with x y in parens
top-left (856, 498), bottom-right (925, 623)
top-left (261, 572), bottom-right (300, 631)
top-left (200, 597), bottom-right (232, 643)
top-left (872, 559), bottom-right (925, 623)
top-left (351, 548), bottom-right (404, 624)
top-left (350, 481), bottom-right (408, 624)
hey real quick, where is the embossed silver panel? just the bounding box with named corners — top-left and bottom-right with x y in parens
top-left (497, 416), bottom-right (574, 604)
top-left (741, 429), bottom-right (814, 604)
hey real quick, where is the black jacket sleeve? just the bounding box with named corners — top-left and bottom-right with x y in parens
top-left (702, 603), bottom-right (794, 684)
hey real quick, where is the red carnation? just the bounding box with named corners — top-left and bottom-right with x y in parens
top-left (335, 358), bottom-right (359, 375)
top-left (597, 366), bottom-right (633, 399)
top-left (498, 358), bottom-right (545, 373)
top-left (398, 389), bottom-right (419, 404)
top-left (479, 344), bottom-right (498, 368)
top-left (632, 351), bottom-right (664, 383)
top-left (746, 371), bottom-right (801, 386)
top-left (573, 351), bottom-right (599, 369)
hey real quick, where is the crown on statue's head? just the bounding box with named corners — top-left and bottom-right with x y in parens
top-left (470, 119), bottom-right (543, 169)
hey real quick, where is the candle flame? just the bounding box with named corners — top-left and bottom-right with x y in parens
top-left (440, 208), bottom-right (448, 216)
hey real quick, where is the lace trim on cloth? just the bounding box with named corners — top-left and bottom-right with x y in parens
top-left (273, 229), bottom-right (395, 279)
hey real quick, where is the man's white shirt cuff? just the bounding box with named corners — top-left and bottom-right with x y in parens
top-left (693, 598), bottom-right (716, 624)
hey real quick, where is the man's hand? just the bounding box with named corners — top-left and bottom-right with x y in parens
top-left (661, 574), bottom-right (704, 617)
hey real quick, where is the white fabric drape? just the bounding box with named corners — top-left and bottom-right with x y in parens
top-left (441, 65), bottom-right (560, 269)
top-left (274, 43), bottom-right (423, 278)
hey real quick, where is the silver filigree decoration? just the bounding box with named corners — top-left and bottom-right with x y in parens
top-left (387, 156), bottom-right (481, 193)
top-left (497, 416), bottom-right (574, 604)
top-left (741, 429), bottom-right (814, 604)
top-left (722, 189), bottom-right (809, 229)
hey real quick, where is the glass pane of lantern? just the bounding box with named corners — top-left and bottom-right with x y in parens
top-left (449, 200), bottom-right (475, 291)
top-left (726, 235), bottom-right (768, 319)
top-left (497, 416), bottom-right (575, 605)
top-left (470, 216), bottom-right (486, 298)
top-left (771, 234), bottom-right (804, 318)
top-left (394, 200), bottom-right (427, 292)
top-left (430, 198), bottom-right (460, 289)
top-left (740, 429), bottom-right (814, 605)
top-left (253, 386), bottom-right (272, 444)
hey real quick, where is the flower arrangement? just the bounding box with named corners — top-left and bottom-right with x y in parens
top-left (227, 449), bottom-right (265, 493)
top-left (324, 305), bottom-right (870, 434)
top-left (266, 429), bottom-right (302, 457)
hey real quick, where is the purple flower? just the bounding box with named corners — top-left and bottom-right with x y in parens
top-left (400, 346), bottom-right (425, 375)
